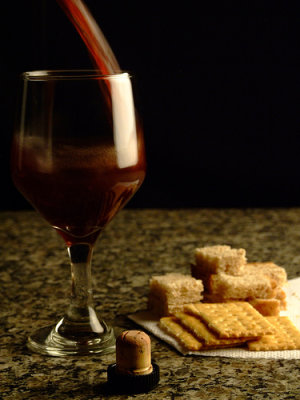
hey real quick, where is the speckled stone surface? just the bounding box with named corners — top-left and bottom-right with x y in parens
top-left (1, 208), bottom-right (300, 399)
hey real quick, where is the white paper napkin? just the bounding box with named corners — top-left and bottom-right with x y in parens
top-left (129, 277), bottom-right (300, 359)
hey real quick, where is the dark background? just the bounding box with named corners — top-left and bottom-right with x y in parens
top-left (1, 2), bottom-right (300, 210)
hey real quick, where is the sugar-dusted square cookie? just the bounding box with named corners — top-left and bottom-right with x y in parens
top-left (194, 245), bottom-right (246, 276)
top-left (148, 273), bottom-right (203, 317)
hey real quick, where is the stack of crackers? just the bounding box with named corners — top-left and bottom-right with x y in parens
top-left (160, 302), bottom-right (300, 352)
top-left (148, 245), bottom-right (300, 352)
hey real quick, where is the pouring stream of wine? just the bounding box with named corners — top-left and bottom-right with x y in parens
top-left (56, 0), bottom-right (138, 171)
top-left (57, 0), bottom-right (120, 74)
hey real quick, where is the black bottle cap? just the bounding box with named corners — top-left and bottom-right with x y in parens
top-left (107, 362), bottom-right (160, 394)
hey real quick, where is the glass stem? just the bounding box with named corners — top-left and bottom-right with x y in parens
top-left (68, 243), bottom-right (93, 316)
top-left (59, 243), bottom-right (104, 337)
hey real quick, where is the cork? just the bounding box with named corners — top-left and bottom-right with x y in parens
top-left (116, 330), bottom-right (153, 375)
top-left (107, 329), bottom-right (160, 393)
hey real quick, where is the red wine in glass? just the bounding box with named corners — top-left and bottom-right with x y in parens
top-left (12, 120), bottom-right (146, 246)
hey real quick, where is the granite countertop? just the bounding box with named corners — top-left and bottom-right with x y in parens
top-left (1, 208), bottom-right (300, 399)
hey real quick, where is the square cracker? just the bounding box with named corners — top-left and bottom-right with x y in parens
top-left (174, 311), bottom-right (250, 348)
top-left (185, 302), bottom-right (275, 338)
top-left (159, 316), bottom-right (203, 351)
top-left (248, 316), bottom-right (300, 351)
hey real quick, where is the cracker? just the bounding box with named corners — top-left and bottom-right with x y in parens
top-left (248, 316), bottom-right (300, 351)
top-left (174, 311), bottom-right (249, 348)
top-left (185, 302), bottom-right (275, 338)
top-left (159, 316), bottom-right (203, 351)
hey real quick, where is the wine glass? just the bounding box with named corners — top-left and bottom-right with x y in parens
top-left (11, 70), bottom-right (146, 356)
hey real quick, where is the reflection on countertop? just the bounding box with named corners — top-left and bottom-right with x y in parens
top-left (1, 208), bottom-right (300, 399)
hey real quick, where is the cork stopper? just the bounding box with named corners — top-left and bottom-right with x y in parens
top-left (107, 330), bottom-right (159, 393)
top-left (116, 330), bottom-right (153, 375)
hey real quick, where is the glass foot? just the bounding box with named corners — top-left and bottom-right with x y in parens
top-left (27, 318), bottom-right (116, 356)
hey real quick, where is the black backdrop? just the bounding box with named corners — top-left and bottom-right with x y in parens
top-left (1, 2), bottom-right (299, 209)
